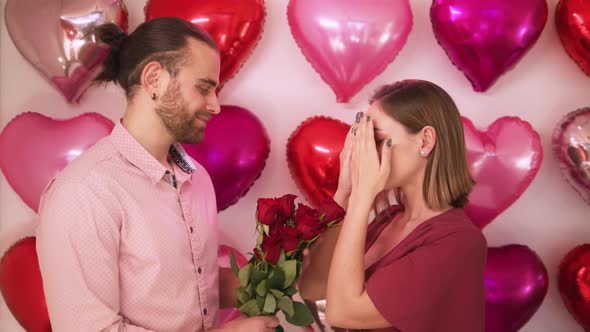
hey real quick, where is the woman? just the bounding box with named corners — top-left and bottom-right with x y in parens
top-left (299, 80), bottom-right (486, 332)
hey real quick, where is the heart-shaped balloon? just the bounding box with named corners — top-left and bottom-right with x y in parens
top-left (145, 0), bottom-right (265, 90)
top-left (0, 237), bottom-right (51, 332)
top-left (183, 105), bottom-right (270, 211)
top-left (287, 116), bottom-right (350, 207)
top-left (556, 0), bottom-right (590, 76)
top-left (218, 245), bottom-right (248, 325)
top-left (4, 0), bottom-right (128, 102)
top-left (485, 245), bottom-right (548, 332)
top-left (431, 0), bottom-right (548, 92)
top-left (287, 0), bottom-right (413, 103)
top-left (0, 112), bottom-right (114, 212)
top-left (462, 117), bottom-right (543, 228)
top-left (553, 108), bottom-right (590, 204)
top-left (558, 244), bottom-right (590, 332)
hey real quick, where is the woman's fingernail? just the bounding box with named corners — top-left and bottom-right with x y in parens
top-left (353, 128), bottom-right (357, 136)
top-left (355, 112), bottom-right (361, 123)
top-left (386, 138), bottom-right (392, 147)
top-left (366, 115), bottom-right (371, 122)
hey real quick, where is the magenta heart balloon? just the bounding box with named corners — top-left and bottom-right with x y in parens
top-left (0, 112), bottom-right (114, 212)
top-left (183, 105), bottom-right (270, 211)
top-left (287, 0), bottom-right (413, 103)
top-left (553, 107), bottom-right (590, 205)
top-left (431, 0), bottom-right (548, 92)
top-left (485, 245), bottom-right (548, 332)
top-left (462, 117), bottom-right (543, 228)
top-left (4, 0), bottom-right (128, 102)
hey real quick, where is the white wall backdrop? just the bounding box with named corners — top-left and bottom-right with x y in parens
top-left (1, 0), bottom-right (589, 331)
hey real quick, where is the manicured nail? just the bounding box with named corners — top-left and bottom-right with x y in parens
top-left (366, 115), bottom-right (371, 122)
top-left (386, 138), bottom-right (392, 147)
top-left (353, 128), bottom-right (357, 136)
top-left (355, 112), bottom-right (361, 123)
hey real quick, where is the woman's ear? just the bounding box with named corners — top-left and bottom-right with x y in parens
top-left (419, 126), bottom-right (436, 157)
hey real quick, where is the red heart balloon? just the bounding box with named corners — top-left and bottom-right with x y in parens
top-left (144, 0), bottom-right (265, 90)
top-left (556, 0), bottom-right (590, 76)
top-left (286, 116), bottom-right (350, 207)
top-left (558, 244), bottom-right (590, 332)
top-left (0, 237), bottom-right (51, 332)
top-left (462, 117), bottom-right (543, 228)
top-left (0, 112), bottom-right (114, 212)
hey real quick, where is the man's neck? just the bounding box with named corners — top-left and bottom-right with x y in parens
top-left (121, 105), bottom-right (174, 168)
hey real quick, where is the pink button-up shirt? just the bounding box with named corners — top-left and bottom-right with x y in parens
top-left (36, 122), bottom-right (220, 332)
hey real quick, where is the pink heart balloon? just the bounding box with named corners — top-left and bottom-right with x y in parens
top-left (485, 245), bottom-right (548, 332)
top-left (218, 245), bottom-right (248, 325)
top-left (287, 0), bottom-right (412, 103)
top-left (4, 0), bottom-right (128, 102)
top-left (431, 0), bottom-right (548, 92)
top-left (183, 105), bottom-right (270, 211)
top-left (552, 107), bottom-right (590, 205)
top-left (0, 112), bottom-right (114, 212)
top-left (462, 117), bottom-right (543, 228)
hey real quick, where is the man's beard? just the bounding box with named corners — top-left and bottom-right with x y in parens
top-left (155, 80), bottom-right (205, 144)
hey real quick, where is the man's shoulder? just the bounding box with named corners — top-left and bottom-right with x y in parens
top-left (46, 137), bottom-right (119, 193)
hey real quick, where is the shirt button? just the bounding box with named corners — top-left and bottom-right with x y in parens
top-left (203, 308), bottom-right (208, 316)
top-left (190, 226), bottom-right (194, 233)
top-left (198, 267), bottom-right (202, 274)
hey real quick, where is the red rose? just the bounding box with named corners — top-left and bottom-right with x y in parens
top-left (319, 197), bottom-right (346, 224)
top-left (280, 225), bottom-right (302, 253)
top-left (278, 194), bottom-right (297, 221)
top-left (256, 194), bottom-right (297, 227)
top-left (294, 203), bottom-right (326, 240)
top-left (260, 234), bottom-right (282, 265)
top-left (256, 198), bottom-right (281, 226)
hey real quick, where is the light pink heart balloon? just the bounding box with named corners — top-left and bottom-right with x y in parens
top-left (462, 117), bottom-right (543, 228)
top-left (0, 112), bottom-right (114, 212)
top-left (4, 0), bottom-right (128, 102)
top-left (287, 0), bottom-right (413, 103)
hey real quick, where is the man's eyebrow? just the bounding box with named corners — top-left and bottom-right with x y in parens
top-left (197, 78), bottom-right (218, 88)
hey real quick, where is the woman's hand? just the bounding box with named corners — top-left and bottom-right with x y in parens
top-left (334, 123), bottom-right (355, 209)
top-left (350, 112), bottom-right (392, 204)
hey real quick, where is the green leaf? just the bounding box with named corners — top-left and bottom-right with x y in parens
top-left (237, 287), bottom-right (250, 305)
top-left (245, 283), bottom-right (254, 297)
top-left (238, 299), bottom-right (260, 317)
top-left (277, 249), bottom-right (286, 265)
top-left (239, 264), bottom-right (252, 288)
top-left (263, 224), bottom-right (270, 236)
top-left (285, 301), bottom-right (314, 326)
top-left (279, 260), bottom-right (297, 288)
top-left (284, 285), bottom-right (298, 297)
top-left (252, 269), bottom-right (267, 286)
top-left (268, 267), bottom-right (285, 289)
top-left (278, 296), bottom-right (294, 318)
top-left (229, 251), bottom-right (240, 276)
top-left (256, 295), bottom-right (265, 310)
top-left (263, 293), bottom-right (277, 314)
top-left (270, 289), bottom-right (285, 299)
top-left (256, 280), bottom-right (268, 297)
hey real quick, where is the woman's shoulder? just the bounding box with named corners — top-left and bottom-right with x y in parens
top-left (428, 208), bottom-right (487, 254)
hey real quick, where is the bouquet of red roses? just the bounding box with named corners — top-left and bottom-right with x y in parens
top-left (229, 194), bottom-right (345, 331)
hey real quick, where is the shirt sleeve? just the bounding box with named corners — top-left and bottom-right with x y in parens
top-left (364, 229), bottom-right (486, 331)
top-left (36, 181), bottom-right (154, 332)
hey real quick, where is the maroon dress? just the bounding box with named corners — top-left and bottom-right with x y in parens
top-left (353, 206), bottom-right (487, 332)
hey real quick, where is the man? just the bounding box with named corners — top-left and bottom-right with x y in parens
top-left (36, 17), bottom-right (278, 332)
